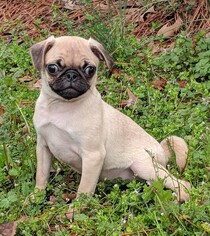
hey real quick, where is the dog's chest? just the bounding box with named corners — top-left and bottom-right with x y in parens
top-left (34, 104), bottom-right (83, 172)
top-left (44, 122), bottom-right (82, 172)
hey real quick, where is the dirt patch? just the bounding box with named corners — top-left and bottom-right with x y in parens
top-left (0, 0), bottom-right (209, 41)
top-left (0, 0), bottom-right (66, 40)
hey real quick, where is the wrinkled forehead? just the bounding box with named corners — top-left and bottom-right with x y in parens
top-left (45, 36), bottom-right (99, 67)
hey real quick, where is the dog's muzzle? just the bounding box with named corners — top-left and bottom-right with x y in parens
top-left (66, 70), bottom-right (80, 82)
top-left (49, 69), bottom-right (91, 100)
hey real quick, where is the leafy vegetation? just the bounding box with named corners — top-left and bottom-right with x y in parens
top-left (0, 1), bottom-right (210, 235)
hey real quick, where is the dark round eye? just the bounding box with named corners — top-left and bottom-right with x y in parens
top-left (84, 65), bottom-right (95, 76)
top-left (47, 64), bottom-right (59, 74)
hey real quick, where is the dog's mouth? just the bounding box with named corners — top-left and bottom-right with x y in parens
top-left (55, 86), bottom-right (89, 100)
top-left (51, 83), bottom-right (90, 100)
top-left (49, 69), bottom-right (91, 100)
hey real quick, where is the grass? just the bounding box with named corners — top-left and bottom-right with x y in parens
top-left (0, 2), bottom-right (210, 235)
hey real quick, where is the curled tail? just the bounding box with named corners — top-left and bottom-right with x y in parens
top-left (160, 136), bottom-right (188, 173)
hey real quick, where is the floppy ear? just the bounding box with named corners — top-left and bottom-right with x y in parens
top-left (88, 38), bottom-right (113, 70)
top-left (30, 36), bottom-right (55, 71)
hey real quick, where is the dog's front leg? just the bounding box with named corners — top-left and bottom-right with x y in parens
top-left (77, 150), bottom-right (105, 194)
top-left (66, 150), bottom-right (105, 219)
top-left (35, 136), bottom-right (52, 190)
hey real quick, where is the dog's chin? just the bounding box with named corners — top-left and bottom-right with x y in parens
top-left (51, 86), bottom-right (90, 100)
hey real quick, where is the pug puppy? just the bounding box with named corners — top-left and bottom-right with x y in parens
top-left (30, 36), bottom-right (191, 210)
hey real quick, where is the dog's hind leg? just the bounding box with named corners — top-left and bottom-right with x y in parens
top-left (130, 158), bottom-right (191, 202)
top-left (160, 136), bottom-right (188, 173)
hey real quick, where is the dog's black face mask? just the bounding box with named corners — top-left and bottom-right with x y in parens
top-left (46, 63), bottom-right (96, 100)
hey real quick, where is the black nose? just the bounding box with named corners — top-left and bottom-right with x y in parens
top-left (65, 70), bottom-right (79, 82)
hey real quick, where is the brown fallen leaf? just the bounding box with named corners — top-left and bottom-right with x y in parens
top-left (126, 6), bottom-right (156, 24)
top-left (0, 216), bottom-right (28, 236)
top-left (48, 223), bottom-right (71, 233)
top-left (206, 32), bottom-right (210, 38)
top-left (121, 88), bottom-right (138, 108)
top-left (0, 116), bottom-right (3, 125)
top-left (152, 79), bottom-right (167, 90)
top-left (126, 8), bottom-right (140, 24)
top-left (21, 125), bottom-right (30, 135)
top-left (152, 45), bottom-right (161, 55)
top-left (206, 167), bottom-right (210, 172)
top-left (157, 14), bottom-right (183, 38)
top-left (19, 76), bottom-right (33, 83)
top-left (147, 42), bottom-right (161, 55)
top-left (27, 79), bottom-right (42, 90)
top-left (178, 80), bottom-right (187, 88)
top-left (112, 68), bottom-right (120, 76)
top-left (140, 6), bottom-right (156, 22)
top-left (49, 195), bottom-right (57, 203)
top-left (0, 105), bottom-right (5, 126)
top-left (70, 233), bottom-right (77, 236)
top-left (127, 77), bottom-right (135, 82)
top-left (19, 100), bottom-right (34, 107)
top-left (61, 193), bottom-right (77, 202)
top-left (0, 222), bottom-right (17, 236)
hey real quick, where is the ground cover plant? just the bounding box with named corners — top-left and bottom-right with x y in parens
top-left (0, 0), bottom-right (210, 235)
